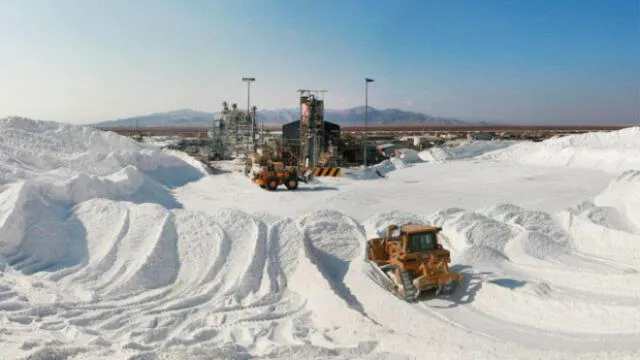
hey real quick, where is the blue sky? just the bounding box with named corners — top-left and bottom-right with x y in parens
top-left (0, 0), bottom-right (637, 124)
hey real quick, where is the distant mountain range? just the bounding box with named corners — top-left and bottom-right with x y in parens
top-left (92, 107), bottom-right (483, 128)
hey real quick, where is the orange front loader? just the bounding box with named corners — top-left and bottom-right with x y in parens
top-left (251, 161), bottom-right (310, 191)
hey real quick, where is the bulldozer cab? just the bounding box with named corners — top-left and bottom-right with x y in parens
top-left (406, 232), bottom-right (440, 253)
top-left (385, 224), bottom-right (443, 254)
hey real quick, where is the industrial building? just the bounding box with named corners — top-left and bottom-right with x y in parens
top-left (281, 120), bottom-right (340, 165)
top-left (209, 101), bottom-right (257, 160)
top-left (277, 90), bottom-right (343, 167)
top-left (207, 88), bottom-right (377, 167)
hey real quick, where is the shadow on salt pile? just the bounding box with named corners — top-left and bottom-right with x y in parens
top-left (57, 166), bottom-right (185, 210)
top-left (342, 164), bottom-right (399, 180)
top-left (302, 234), bottom-right (365, 314)
top-left (294, 186), bottom-right (338, 192)
top-left (143, 163), bottom-right (205, 188)
top-left (208, 167), bottom-right (233, 175)
top-left (489, 278), bottom-right (527, 289)
top-left (259, 185), bottom-right (338, 192)
top-left (416, 264), bottom-right (487, 307)
top-left (1, 197), bottom-right (90, 275)
top-left (0, 167), bottom-right (186, 275)
top-left (297, 210), bottom-right (368, 315)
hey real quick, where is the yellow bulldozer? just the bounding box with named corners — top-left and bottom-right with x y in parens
top-left (365, 224), bottom-right (463, 302)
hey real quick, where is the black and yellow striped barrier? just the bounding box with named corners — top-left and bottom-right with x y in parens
top-left (310, 167), bottom-right (342, 177)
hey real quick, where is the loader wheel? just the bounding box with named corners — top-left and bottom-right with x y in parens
top-left (265, 177), bottom-right (279, 191)
top-left (285, 177), bottom-right (299, 190)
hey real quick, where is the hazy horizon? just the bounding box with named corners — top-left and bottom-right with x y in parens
top-left (1, 0), bottom-right (638, 125)
top-left (3, 105), bottom-right (638, 127)
top-left (86, 107), bottom-right (638, 127)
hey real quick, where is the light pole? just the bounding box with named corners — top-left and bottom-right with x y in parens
top-left (252, 106), bottom-right (261, 145)
top-left (364, 78), bottom-right (374, 167)
top-left (242, 77), bottom-right (256, 152)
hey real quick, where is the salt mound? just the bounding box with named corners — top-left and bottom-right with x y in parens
top-left (427, 208), bottom-right (515, 255)
top-left (418, 146), bottom-right (451, 162)
top-left (297, 210), bottom-right (364, 262)
top-left (394, 148), bottom-right (422, 163)
top-left (79, 200), bottom-right (180, 297)
top-left (345, 141), bottom-right (520, 180)
top-left (419, 140), bottom-right (519, 162)
top-left (0, 118), bottom-right (206, 276)
top-left (479, 204), bottom-right (570, 258)
top-left (343, 158), bottom-right (414, 180)
top-left (0, 167), bottom-right (182, 275)
top-left (0, 117), bottom-right (205, 186)
top-left (0, 180), bottom-right (87, 274)
top-left (480, 127), bottom-right (640, 172)
top-left (558, 170), bottom-right (640, 267)
top-left (423, 203), bottom-right (572, 264)
top-left (593, 170), bottom-right (640, 229)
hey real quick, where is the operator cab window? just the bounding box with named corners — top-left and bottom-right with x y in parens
top-left (407, 233), bottom-right (438, 253)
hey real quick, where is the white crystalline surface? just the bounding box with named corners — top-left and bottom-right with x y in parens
top-left (1, 117), bottom-right (639, 360)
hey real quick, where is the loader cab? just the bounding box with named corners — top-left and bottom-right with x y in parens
top-left (259, 162), bottom-right (283, 175)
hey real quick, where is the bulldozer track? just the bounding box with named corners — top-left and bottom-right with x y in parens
top-left (399, 269), bottom-right (418, 302)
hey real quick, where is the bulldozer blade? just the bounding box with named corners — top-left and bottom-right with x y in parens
top-left (435, 279), bottom-right (457, 296)
top-left (364, 261), bottom-right (398, 295)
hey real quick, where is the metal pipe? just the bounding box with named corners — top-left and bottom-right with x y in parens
top-left (242, 77), bottom-right (256, 153)
top-left (364, 78), bottom-right (374, 167)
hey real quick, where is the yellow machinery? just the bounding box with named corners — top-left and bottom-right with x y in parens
top-left (246, 146), bottom-right (313, 190)
top-left (365, 224), bottom-right (463, 302)
top-left (251, 161), bottom-right (303, 191)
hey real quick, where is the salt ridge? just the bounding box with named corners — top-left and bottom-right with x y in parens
top-left (0, 117), bottom-right (204, 186)
top-left (2, 176), bottom-right (639, 358)
top-left (480, 126), bottom-right (640, 172)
